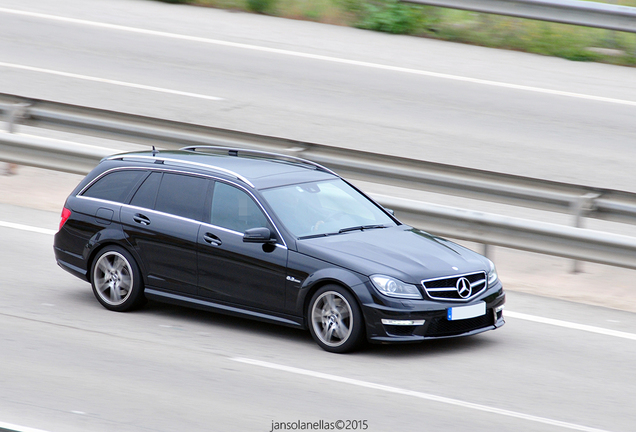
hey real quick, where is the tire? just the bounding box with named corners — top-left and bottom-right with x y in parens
top-left (90, 245), bottom-right (145, 312)
top-left (308, 285), bottom-right (365, 353)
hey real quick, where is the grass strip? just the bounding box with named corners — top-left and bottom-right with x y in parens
top-left (156, 0), bottom-right (636, 66)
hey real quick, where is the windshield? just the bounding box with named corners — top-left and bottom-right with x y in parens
top-left (261, 179), bottom-right (397, 238)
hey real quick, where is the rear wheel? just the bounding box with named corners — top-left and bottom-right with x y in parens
top-left (91, 246), bottom-right (145, 312)
top-left (308, 285), bottom-right (364, 353)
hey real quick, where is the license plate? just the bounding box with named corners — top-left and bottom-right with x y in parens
top-left (447, 302), bottom-right (486, 321)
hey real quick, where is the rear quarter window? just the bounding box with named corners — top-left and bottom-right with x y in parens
top-left (81, 170), bottom-right (147, 203)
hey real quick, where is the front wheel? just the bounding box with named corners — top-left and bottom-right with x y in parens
top-left (308, 285), bottom-right (365, 353)
top-left (90, 246), bottom-right (145, 312)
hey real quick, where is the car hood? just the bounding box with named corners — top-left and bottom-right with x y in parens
top-left (296, 225), bottom-right (489, 283)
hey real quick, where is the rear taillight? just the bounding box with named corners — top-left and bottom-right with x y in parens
top-left (59, 207), bottom-right (71, 231)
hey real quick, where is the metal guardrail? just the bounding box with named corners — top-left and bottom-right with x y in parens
top-left (378, 194), bottom-right (636, 270)
top-left (2, 131), bottom-right (636, 270)
top-left (2, 93), bottom-right (636, 227)
top-left (0, 132), bottom-right (115, 175)
top-left (401, 0), bottom-right (636, 33)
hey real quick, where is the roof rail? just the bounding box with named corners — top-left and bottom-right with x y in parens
top-left (105, 154), bottom-right (254, 187)
top-left (180, 145), bottom-right (339, 177)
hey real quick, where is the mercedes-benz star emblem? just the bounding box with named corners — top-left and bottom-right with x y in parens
top-left (456, 277), bottom-right (472, 298)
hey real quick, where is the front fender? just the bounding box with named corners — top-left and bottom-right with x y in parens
top-left (294, 266), bottom-right (370, 316)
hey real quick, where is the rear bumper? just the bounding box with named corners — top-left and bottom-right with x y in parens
top-left (53, 243), bottom-right (89, 281)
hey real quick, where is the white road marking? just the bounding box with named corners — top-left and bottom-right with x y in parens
top-left (1, 7), bottom-right (635, 107)
top-left (0, 220), bottom-right (56, 235)
top-left (0, 62), bottom-right (223, 101)
top-left (505, 311), bottom-right (636, 341)
top-left (233, 357), bottom-right (613, 432)
top-left (0, 421), bottom-right (53, 432)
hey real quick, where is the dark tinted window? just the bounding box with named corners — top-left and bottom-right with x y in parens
top-left (130, 172), bottom-right (162, 209)
top-left (155, 173), bottom-right (209, 221)
top-left (211, 182), bottom-right (268, 232)
top-left (82, 170), bottom-right (146, 203)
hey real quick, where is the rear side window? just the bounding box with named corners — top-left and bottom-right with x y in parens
top-left (82, 170), bottom-right (146, 203)
top-left (155, 173), bottom-right (209, 221)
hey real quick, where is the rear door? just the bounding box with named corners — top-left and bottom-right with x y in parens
top-left (121, 171), bottom-right (210, 295)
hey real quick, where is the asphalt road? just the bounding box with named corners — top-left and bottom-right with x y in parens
top-left (0, 0), bottom-right (635, 192)
top-left (1, 203), bottom-right (636, 432)
top-left (1, 1), bottom-right (636, 431)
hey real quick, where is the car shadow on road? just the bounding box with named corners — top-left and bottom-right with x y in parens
top-left (144, 299), bottom-right (500, 357)
top-left (64, 288), bottom-right (502, 357)
top-left (358, 334), bottom-right (500, 358)
top-left (143, 298), bottom-right (315, 342)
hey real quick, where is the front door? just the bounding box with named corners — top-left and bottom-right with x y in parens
top-left (197, 181), bottom-right (288, 312)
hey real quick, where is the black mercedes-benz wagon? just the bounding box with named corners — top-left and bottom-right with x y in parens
top-left (54, 146), bottom-right (505, 352)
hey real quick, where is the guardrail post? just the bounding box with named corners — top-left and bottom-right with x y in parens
top-left (3, 103), bottom-right (30, 175)
top-left (482, 243), bottom-right (491, 259)
top-left (5, 103), bottom-right (30, 133)
top-left (571, 193), bottom-right (600, 273)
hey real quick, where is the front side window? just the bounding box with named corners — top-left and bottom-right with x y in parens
top-left (261, 179), bottom-right (396, 238)
top-left (210, 182), bottom-right (269, 233)
top-left (82, 169), bottom-right (146, 203)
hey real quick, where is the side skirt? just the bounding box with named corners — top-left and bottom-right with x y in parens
top-left (144, 288), bottom-right (305, 328)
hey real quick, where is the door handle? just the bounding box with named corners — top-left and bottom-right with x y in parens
top-left (203, 233), bottom-right (222, 246)
top-left (133, 213), bottom-right (151, 226)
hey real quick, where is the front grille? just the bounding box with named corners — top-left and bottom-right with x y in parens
top-left (426, 311), bottom-right (494, 337)
top-left (421, 272), bottom-right (487, 301)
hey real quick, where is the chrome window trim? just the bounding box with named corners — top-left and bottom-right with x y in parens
top-left (210, 178), bottom-right (288, 249)
top-left (121, 203), bottom-right (205, 226)
top-left (76, 195), bottom-right (127, 206)
top-left (78, 166), bottom-right (288, 248)
top-left (76, 196), bottom-right (206, 228)
top-left (78, 166), bottom-right (148, 197)
top-left (106, 201), bottom-right (287, 250)
top-left (105, 155), bottom-right (254, 187)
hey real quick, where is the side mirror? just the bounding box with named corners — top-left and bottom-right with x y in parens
top-left (385, 208), bottom-right (395, 216)
top-left (243, 227), bottom-right (275, 243)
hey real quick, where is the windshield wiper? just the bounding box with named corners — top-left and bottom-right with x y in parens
top-left (338, 224), bottom-right (388, 234)
top-left (298, 225), bottom-right (389, 239)
top-left (298, 232), bottom-right (339, 240)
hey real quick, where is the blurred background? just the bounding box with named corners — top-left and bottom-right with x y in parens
top-left (1, 1), bottom-right (636, 431)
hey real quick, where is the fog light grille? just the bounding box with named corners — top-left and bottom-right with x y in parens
top-left (384, 325), bottom-right (417, 337)
top-left (426, 312), bottom-right (494, 337)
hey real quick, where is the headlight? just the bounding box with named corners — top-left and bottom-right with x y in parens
top-left (370, 275), bottom-right (422, 299)
top-left (487, 259), bottom-right (498, 286)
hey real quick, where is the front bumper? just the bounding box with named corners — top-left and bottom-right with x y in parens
top-left (362, 285), bottom-right (506, 344)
